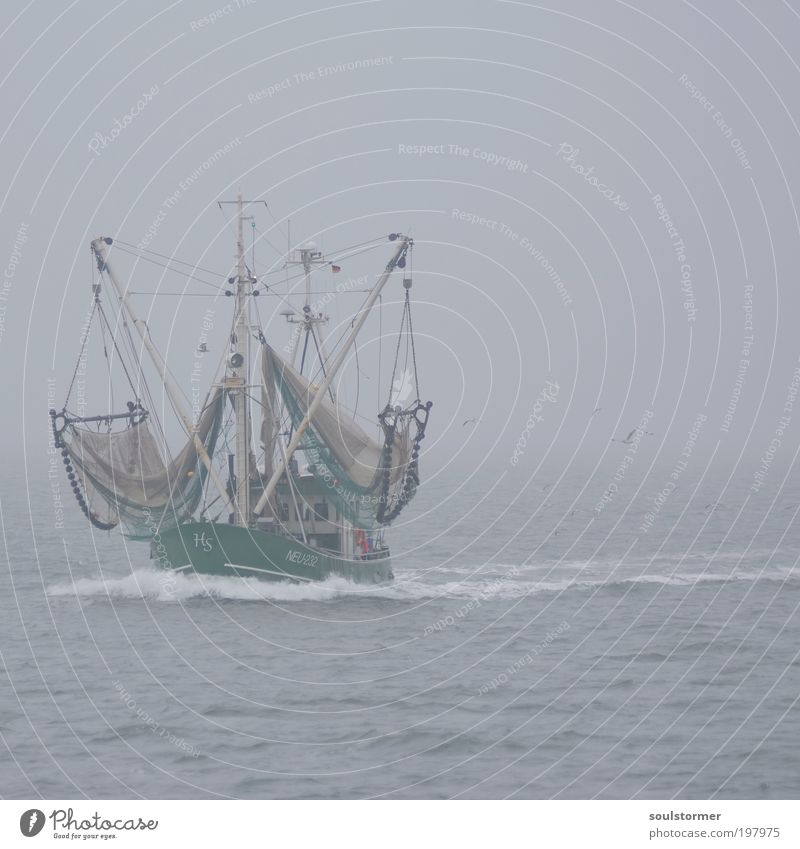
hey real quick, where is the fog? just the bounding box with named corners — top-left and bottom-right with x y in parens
top-left (2, 0), bottom-right (799, 506)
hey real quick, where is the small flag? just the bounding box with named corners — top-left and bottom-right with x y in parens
top-left (331, 264), bottom-right (341, 273)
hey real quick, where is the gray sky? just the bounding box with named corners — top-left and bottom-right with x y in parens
top-left (3, 0), bottom-right (800, 503)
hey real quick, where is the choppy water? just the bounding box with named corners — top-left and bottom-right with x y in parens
top-left (2, 466), bottom-right (799, 798)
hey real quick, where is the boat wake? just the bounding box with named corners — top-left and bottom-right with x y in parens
top-left (46, 568), bottom-right (360, 603)
top-left (46, 561), bottom-right (800, 604)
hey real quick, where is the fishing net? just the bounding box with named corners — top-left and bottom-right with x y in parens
top-left (62, 389), bottom-right (224, 539)
top-left (263, 345), bottom-right (415, 529)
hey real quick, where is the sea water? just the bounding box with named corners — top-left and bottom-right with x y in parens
top-left (1, 466), bottom-right (798, 799)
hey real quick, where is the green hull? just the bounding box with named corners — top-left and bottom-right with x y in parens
top-left (151, 522), bottom-right (393, 584)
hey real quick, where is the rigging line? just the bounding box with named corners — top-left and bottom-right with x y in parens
top-left (82, 276), bottom-right (171, 466)
top-left (352, 336), bottom-right (360, 420)
top-left (242, 389), bottom-right (273, 414)
top-left (112, 239), bottom-right (229, 279)
top-left (299, 303), bottom-right (362, 391)
top-left (155, 336), bottom-right (198, 424)
top-left (261, 289), bottom-right (373, 296)
top-left (257, 242), bottom-right (389, 313)
top-left (273, 244), bottom-right (399, 390)
top-left (113, 241), bottom-right (225, 283)
top-left (252, 222), bottom-right (294, 266)
top-left (206, 234), bottom-right (389, 294)
top-left (350, 405), bottom-right (382, 429)
top-left (101, 275), bottom-right (156, 430)
top-left (407, 291), bottom-right (420, 398)
top-left (101, 267), bottom-right (179, 460)
top-left (256, 263), bottom-right (309, 279)
top-left (322, 235), bottom-right (388, 257)
top-left (263, 200), bottom-right (289, 243)
top-left (64, 293), bottom-right (99, 405)
top-left (126, 291), bottom-right (220, 297)
top-left (102, 263), bottom-right (145, 380)
top-left (299, 265), bottom-right (390, 387)
top-left (326, 242), bottom-right (387, 264)
top-left (278, 229), bottom-right (387, 265)
top-left (388, 304), bottom-right (408, 405)
top-left (309, 324), bottom-right (335, 404)
top-left (111, 245), bottom-right (224, 291)
top-left (400, 308), bottom-right (411, 402)
top-left (255, 257), bottom-right (369, 293)
top-left (217, 203), bottom-right (243, 266)
top-left (251, 237), bottom-right (387, 288)
top-left (103, 280), bottom-right (149, 392)
top-left (103, 286), bottom-right (175, 465)
top-left (96, 301), bottom-right (139, 399)
top-left (269, 288), bottom-right (305, 320)
top-left (407, 245), bottom-right (420, 396)
top-left (298, 325), bottom-right (311, 395)
top-left (97, 306), bottom-right (114, 418)
top-left (250, 266), bottom-right (309, 315)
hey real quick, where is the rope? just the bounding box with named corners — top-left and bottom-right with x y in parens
top-left (112, 239), bottom-right (228, 279)
top-left (387, 303), bottom-right (407, 406)
top-left (97, 301), bottom-right (140, 401)
top-left (111, 244), bottom-right (224, 291)
top-left (64, 295), bottom-right (98, 406)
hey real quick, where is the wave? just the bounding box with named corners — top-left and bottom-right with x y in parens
top-left (46, 569), bottom-right (362, 603)
top-left (46, 561), bottom-right (800, 605)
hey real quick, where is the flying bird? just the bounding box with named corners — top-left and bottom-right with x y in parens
top-left (462, 417), bottom-right (480, 427)
top-left (591, 407), bottom-right (602, 417)
top-left (612, 428), bottom-right (653, 444)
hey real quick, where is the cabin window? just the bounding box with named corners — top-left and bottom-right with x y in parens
top-left (279, 503), bottom-right (290, 521)
top-left (314, 501), bottom-right (329, 520)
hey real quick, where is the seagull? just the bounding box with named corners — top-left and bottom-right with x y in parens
top-left (612, 428), bottom-right (653, 444)
top-left (462, 417), bottom-right (480, 427)
top-left (591, 407), bottom-right (602, 417)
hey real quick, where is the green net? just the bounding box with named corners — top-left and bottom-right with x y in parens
top-left (267, 346), bottom-right (412, 529)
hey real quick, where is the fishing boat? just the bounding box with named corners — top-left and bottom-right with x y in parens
top-left (50, 196), bottom-right (431, 584)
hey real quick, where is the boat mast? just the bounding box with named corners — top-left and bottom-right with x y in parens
top-left (231, 193), bottom-right (252, 526)
top-left (283, 241), bottom-right (332, 394)
top-left (253, 234), bottom-right (412, 518)
top-left (89, 237), bottom-right (236, 518)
